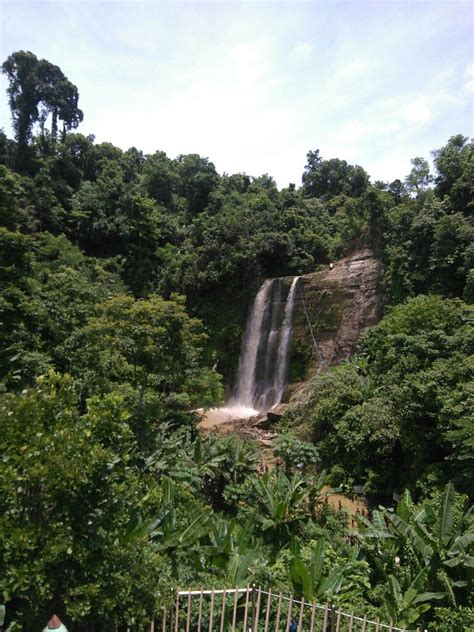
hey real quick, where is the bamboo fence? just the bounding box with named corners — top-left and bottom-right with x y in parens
top-left (136, 587), bottom-right (429, 632)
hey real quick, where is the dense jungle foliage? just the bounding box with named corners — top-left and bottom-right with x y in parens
top-left (0, 51), bottom-right (472, 630)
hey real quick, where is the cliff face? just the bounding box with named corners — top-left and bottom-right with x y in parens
top-left (289, 249), bottom-right (383, 380)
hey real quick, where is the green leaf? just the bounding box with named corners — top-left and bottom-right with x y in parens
top-left (438, 482), bottom-right (455, 545)
top-left (448, 532), bottom-right (474, 555)
top-left (412, 591), bottom-right (444, 605)
top-left (311, 538), bottom-right (326, 586)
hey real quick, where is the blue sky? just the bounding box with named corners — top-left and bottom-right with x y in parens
top-left (1, 0), bottom-right (472, 188)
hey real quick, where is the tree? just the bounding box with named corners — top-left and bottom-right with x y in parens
top-left (0, 228), bottom-right (36, 385)
top-left (37, 58), bottom-right (83, 142)
top-left (141, 150), bottom-right (179, 205)
top-left (2, 51), bottom-right (41, 154)
top-left (273, 433), bottom-right (319, 474)
top-left (68, 294), bottom-right (222, 449)
top-left (430, 213), bottom-right (474, 296)
top-left (0, 165), bottom-right (23, 229)
top-left (302, 150), bottom-right (369, 199)
top-left (0, 372), bottom-right (163, 629)
top-left (2, 51), bottom-right (83, 165)
top-left (433, 135), bottom-right (474, 213)
top-left (405, 157), bottom-right (432, 192)
top-left (176, 154), bottom-right (219, 216)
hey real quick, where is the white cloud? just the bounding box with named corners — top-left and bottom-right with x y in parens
top-left (463, 63), bottom-right (474, 92)
top-left (464, 80), bottom-right (474, 93)
top-left (291, 42), bottom-right (313, 60)
top-left (365, 151), bottom-right (413, 184)
top-left (403, 101), bottom-right (432, 124)
top-left (338, 120), bottom-right (366, 143)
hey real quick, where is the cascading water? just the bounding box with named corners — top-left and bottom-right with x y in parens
top-left (231, 275), bottom-right (300, 411)
top-left (275, 276), bottom-right (300, 403)
top-left (232, 279), bottom-right (274, 408)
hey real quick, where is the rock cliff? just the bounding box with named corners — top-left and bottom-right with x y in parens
top-left (288, 249), bottom-right (383, 381)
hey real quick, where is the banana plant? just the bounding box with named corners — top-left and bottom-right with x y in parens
top-left (250, 470), bottom-right (310, 550)
top-left (358, 482), bottom-right (474, 607)
top-left (200, 515), bottom-right (258, 563)
top-left (388, 483), bottom-right (473, 605)
top-left (217, 435), bottom-right (260, 485)
top-left (382, 566), bottom-right (443, 626)
top-left (122, 477), bottom-right (211, 553)
top-left (290, 538), bottom-right (346, 602)
top-left (225, 549), bottom-right (257, 586)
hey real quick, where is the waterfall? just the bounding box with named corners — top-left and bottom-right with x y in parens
top-left (231, 276), bottom-right (300, 411)
top-left (232, 279), bottom-right (273, 407)
top-left (275, 276), bottom-right (300, 403)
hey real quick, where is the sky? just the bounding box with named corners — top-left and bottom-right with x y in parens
top-left (0, 0), bottom-right (473, 188)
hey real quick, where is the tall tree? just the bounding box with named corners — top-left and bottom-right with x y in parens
top-left (2, 51), bottom-right (83, 164)
top-left (37, 58), bottom-right (83, 142)
top-left (1, 51), bottom-right (41, 155)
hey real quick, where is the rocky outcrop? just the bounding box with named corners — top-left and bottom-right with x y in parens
top-left (289, 249), bottom-right (383, 377)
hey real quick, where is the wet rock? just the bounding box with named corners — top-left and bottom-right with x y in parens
top-left (267, 403), bottom-right (288, 423)
top-left (291, 249), bottom-right (383, 370)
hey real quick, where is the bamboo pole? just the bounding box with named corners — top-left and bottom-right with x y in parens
top-left (330, 604), bottom-right (336, 632)
top-left (335, 609), bottom-right (341, 632)
top-left (219, 589), bottom-right (227, 632)
top-left (322, 604), bottom-right (329, 632)
top-left (232, 589), bottom-right (238, 631)
top-left (309, 602), bottom-right (316, 632)
top-left (208, 590), bottom-right (215, 632)
top-left (297, 598), bottom-right (304, 631)
top-left (285, 596), bottom-right (293, 632)
top-left (275, 593), bottom-right (283, 631)
top-left (254, 587), bottom-right (262, 631)
top-left (361, 615), bottom-right (367, 632)
top-left (174, 591), bottom-right (180, 632)
top-left (197, 590), bottom-right (203, 631)
top-left (263, 589), bottom-right (272, 632)
top-left (242, 587), bottom-right (250, 632)
top-left (348, 611), bottom-right (354, 632)
top-left (388, 622), bottom-right (393, 632)
top-left (186, 592), bottom-right (192, 632)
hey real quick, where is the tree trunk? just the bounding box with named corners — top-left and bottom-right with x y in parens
top-left (51, 108), bottom-right (58, 143)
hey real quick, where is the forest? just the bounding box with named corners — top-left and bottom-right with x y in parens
top-left (0, 51), bottom-right (473, 631)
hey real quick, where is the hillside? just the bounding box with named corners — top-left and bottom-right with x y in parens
top-left (0, 51), bottom-right (473, 631)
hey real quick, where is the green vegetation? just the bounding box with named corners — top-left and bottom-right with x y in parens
top-left (286, 295), bottom-right (473, 499)
top-left (0, 52), bottom-right (472, 630)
